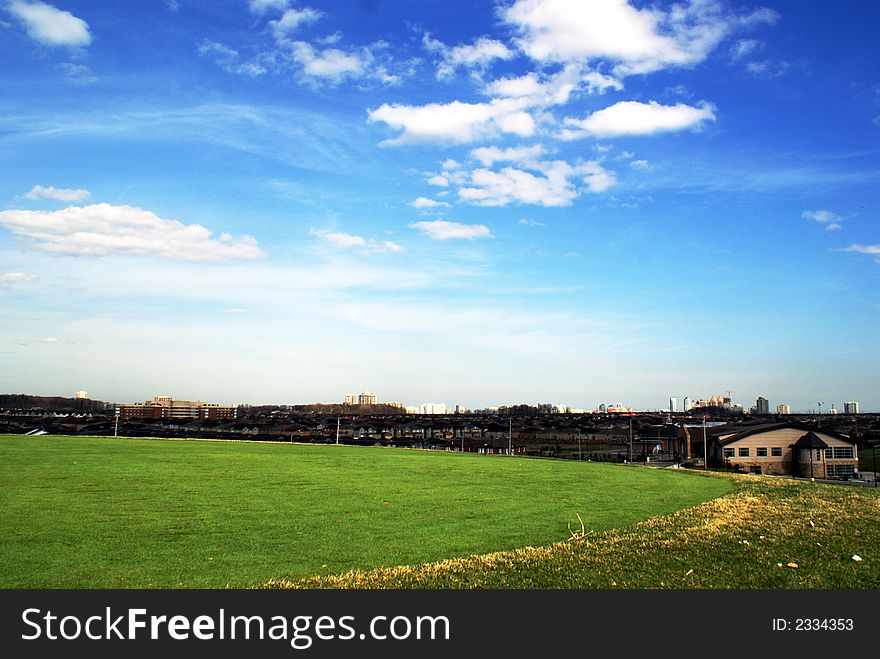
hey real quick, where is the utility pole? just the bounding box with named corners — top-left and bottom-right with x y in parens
top-left (628, 418), bottom-right (633, 463)
top-left (335, 416), bottom-right (340, 445)
top-left (508, 416), bottom-right (512, 456)
top-left (114, 406), bottom-right (119, 437)
top-left (702, 415), bottom-right (708, 470)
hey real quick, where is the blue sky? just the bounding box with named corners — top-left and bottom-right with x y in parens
top-left (1, 0), bottom-right (878, 411)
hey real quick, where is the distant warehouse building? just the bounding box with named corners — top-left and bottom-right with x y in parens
top-left (116, 395), bottom-right (236, 421)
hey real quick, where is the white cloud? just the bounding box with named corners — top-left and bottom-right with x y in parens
top-left (368, 98), bottom-right (534, 145)
top-left (290, 41), bottom-right (367, 83)
top-left (249, 0), bottom-right (290, 14)
top-left (309, 228), bottom-right (402, 253)
top-left (59, 62), bottom-right (96, 84)
top-left (841, 244), bottom-right (880, 263)
top-left (409, 220), bottom-right (492, 241)
top-left (426, 175), bottom-right (450, 187)
top-left (0, 204), bottom-right (265, 261)
top-left (518, 219), bottom-right (544, 227)
top-left (502, 0), bottom-right (778, 76)
top-left (1, 272), bottom-right (38, 284)
top-left (803, 209), bottom-right (843, 231)
top-left (560, 100), bottom-right (716, 139)
top-left (630, 159), bottom-right (650, 170)
top-left (731, 38), bottom-right (762, 60)
top-left (42, 336), bottom-right (59, 343)
top-left (485, 63), bottom-right (621, 107)
top-left (458, 159), bottom-right (615, 207)
top-left (197, 40), bottom-right (268, 76)
top-left (411, 197), bottom-right (450, 209)
top-left (423, 33), bottom-right (514, 79)
top-left (270, 8), bottom-right (321, 41)
top-left (7, 0), bottom-right (91, 47)
top-left (470, 145), bottom-right (547, 168)
top-left (24, 184), bottom-right (90, 202)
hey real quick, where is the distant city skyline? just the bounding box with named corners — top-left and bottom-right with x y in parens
top-left (1, 2), bottom-right (878, 410)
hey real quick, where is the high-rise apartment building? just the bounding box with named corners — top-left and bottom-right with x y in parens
top-left (358, 392), bottom-right (378, 405)
top-left (682, 397), bottom-right (691, 411)
top-left (776, 404), bottom-right (790, 415)
top-left (669, 397), bottom-right (678, 413)
top-left (756, 397), bottom-right (770, 415)
top-left (844, 401), bottom-right (859, 414)
top-left (344, 393), bottom-right (356, 405)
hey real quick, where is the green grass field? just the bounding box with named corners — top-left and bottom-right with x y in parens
top-left (0, 435), bottom-right (729, 588)
top-left (273, 475), bottom-right (880, 589)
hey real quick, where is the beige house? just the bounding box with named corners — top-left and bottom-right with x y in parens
top-left (712, 423), bottom-right (858, 479)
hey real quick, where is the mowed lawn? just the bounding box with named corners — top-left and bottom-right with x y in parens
top-left (0, 435), bottom-right (729, 588)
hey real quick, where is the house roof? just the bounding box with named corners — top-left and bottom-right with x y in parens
top-left (716, 422), bottom-right (852, 447)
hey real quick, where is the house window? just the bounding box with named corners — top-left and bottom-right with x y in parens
top-left (723, 448), bottom-right (735, 458)
top-left (816, 449), bottom-right (822, 461)
top-left (832, 447), bottom-right (854, 459)
top-left (757, 447), bottom-right (768, 457)
top-left (738, 447), bottom-right (749, 457)
top-left (771, 447), bottom-right (782, 457)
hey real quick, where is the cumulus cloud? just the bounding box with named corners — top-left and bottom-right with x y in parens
top-left (368, 98), bottom-right (534, 145)
top-left (7, 0), bottom-right (91, 47)
top-left (502, 0), bottom-right (778, 76)
top-left (629, 159), bottom-right (650, 169)
top-left (470, 145), bottom-right (547, 168)
top-left (423, 33), bottom-right (515, 79)
top-left (559, 100), bottom-right (716, 139)
top-left (803, 209), bottom-right (843, 231)
top-left (409, 220), bottom-right (492, 241)
top-left (0, 204), bottom-right (265, 261)
top-left (411, 197), bottom-right (450, 209)
top-left (24, 184), bottom-right (90, 202)
top-left (249, 0), bottom-right (291, 14)
top-left (309, 228), bottom-right (403, 253)
top-left (290, 41), bottom-right (368, 83)
top-left (269, 8), bottom-right (321, 41)
top-left (458, 159), bottom-right (615, 207)
top-left (1, 272), bottom-right (38, 284)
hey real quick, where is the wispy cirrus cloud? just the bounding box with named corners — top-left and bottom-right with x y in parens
top-left (0, 204), bottom-right (265, 261)
top-left (0, 272), bottom-right (38, 284)
top-left (803, 209), bottom-right (844, 231)
top-left (839, 244), bottom-right (880, 264)
top-left (409, 220), bottom-right (492, 241)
